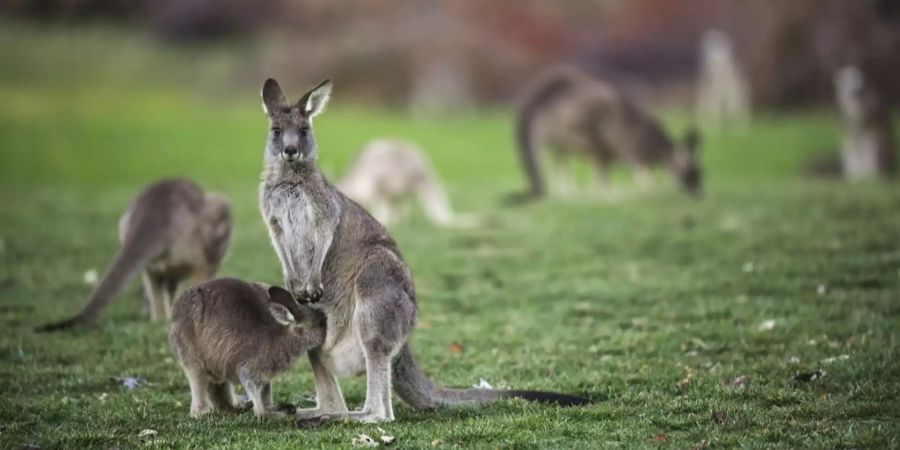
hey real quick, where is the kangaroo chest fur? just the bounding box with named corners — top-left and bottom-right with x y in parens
top-left (260, 174), bottom-right (370, 378)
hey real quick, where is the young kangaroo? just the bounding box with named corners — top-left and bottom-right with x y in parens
top-left (258, 79), bottom-right (588, 425)
top-left (516, 66), bottom-right (702, 200)
top-left (337, 138), bottom-right (477, 227)
top-left (170, 278), bottom-right (326, 419)
top-left (834, 65), bottom-right (896, 179)
top-left (36, 179), bottom-right (232, 332)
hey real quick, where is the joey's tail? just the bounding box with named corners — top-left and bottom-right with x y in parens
top-left (392, 344), bottom-right (589, 409)
top-left (35, 236), bottom-right (167, 332)
top-left (514, 74), bottom-right (573, 201)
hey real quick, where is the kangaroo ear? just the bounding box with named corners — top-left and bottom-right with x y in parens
top-left (262, 78), bottom-right (287, 115)
top-left (299, 79), bottom-right (332, 117)
top-left (267, 303), bottom-right (295, 325)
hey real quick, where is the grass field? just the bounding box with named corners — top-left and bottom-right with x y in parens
top-left (2, 25), bottom-right (900, 450)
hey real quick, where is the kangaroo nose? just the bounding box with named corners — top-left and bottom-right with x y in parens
top-left (284, 147), bottom-right (299, 157)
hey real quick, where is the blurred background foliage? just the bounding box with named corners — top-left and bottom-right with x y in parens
top-left (3, 0), bottom-right (898, 109)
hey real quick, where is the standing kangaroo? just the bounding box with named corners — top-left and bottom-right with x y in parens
top-left (258, 79), bottom-right (587, 425)
top-left (337, 138), bottom-right (477, 228)
top-left (36, 179), bottom-right (232, 331)
top-left (170, 278), bottom-right (326, 419)
top-left (516, 66), bottom-right (702, 200)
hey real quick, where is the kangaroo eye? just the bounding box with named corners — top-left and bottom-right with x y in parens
top-left (299, 127), bottom-right (310, 138)
top-left (271, 128), bottom-right (282, 137)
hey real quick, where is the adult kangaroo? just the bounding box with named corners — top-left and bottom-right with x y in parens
top-left (37, 179), bottom-right (232, 331)
top-left (258, 78), bottom-right (587, 425)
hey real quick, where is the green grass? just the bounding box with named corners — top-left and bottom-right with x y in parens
top-left (2, 25), bottom-right (900, 450)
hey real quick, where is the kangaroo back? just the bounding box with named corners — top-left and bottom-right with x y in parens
top-left (36, 179), bottom-right (206, 332)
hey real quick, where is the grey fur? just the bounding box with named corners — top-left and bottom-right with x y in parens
top-left (516, 66), bottom-right (703, 200)
top-left (169, 278), bottom-right (326, 418)
top-left (36, 179), bottom-right (232, 332)
top-left (258, 79), bottom-right (588, 425)
top-left (337, 138), bottom-right (478, 228)
top-left (834, 65), bottom-right (896, 179)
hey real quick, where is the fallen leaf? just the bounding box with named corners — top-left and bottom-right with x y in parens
top-left (711, 410), bottom-right (728, 425)
top-left (137, 429), bottom-right (157, 439)
top-left (83, 269), bottom-right (99, 285)
top-left (793, 370), bottom-right (826, 382)
top-left (758, 320), bottom-right (776, 331)
top-left (816, 284), bottom-right (828, 295)
top-left (726, 375), bottom-right (748, 389)
top-left (821, 354), bottom-right (849, 364)
top-left (653, 433), bottom-right (669, 443)
top-left (122, 377), bottom-right (148, 390)
top-left (448, 342), bottom-right (465, 354)
top-left (431, 439), bottom-right (443, 446)
top-left (380, 434), bottom-right (395, 445)
top-left (472, 378), bottom-right (493, 389)
top-left (351, 434), bottom-right (378, 447)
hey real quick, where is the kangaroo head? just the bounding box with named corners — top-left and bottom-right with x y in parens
top-left (261, 78), bottom-right (332, 167)
top-left (672, 127), bottom-right (703, 198)
top-left (266, 286), bottom-right (326, 335)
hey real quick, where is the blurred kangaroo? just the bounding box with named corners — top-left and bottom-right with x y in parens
top-left (834, 65), bottom-right (896, 179)
top-left (170, 278), bottom-right (326, 418)
top-left (515, 66), bottom-right (702, 200)
top-left (696, 29), bottom-right (751, 129)
top-left (259, 78), bottom-right (588, 425)
top-left (36, 179), bottom-right (232, 332)
top-left (337, 138), bottom-right (477, 227)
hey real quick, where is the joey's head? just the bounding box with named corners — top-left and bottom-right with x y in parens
top-left (261, 78), bottom-right (332, 168)
top-left (672, 127), bottom-right (703, 198)
top-left (266, 286), bottom-right (327, 345)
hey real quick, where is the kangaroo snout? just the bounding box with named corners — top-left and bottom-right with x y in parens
top-left (283, 147), bottom-right (299, 158)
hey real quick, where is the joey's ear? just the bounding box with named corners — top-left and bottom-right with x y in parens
top-left (268, 286), bottom-right (294, 305)
top-left (262, 78), bottom-right (287, 115)
top-left (299, 79), bottom-right (332, 117)
top-left (268, 303), bottom-right (295, 325)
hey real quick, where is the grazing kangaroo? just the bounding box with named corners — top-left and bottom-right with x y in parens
top-left (36, 179), bottom-right (232, 332)
top-left (515, 66), bottom-right (702, 200)
top-left (834, 65), bottom-right (896, 179)
top-left (170, 278), bottom-right (326, 418)
top-left (258, 78), bottom-right (588, 425)
top-left (337, 138), bottom-right (477, 227)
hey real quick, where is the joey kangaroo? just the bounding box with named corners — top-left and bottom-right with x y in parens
top-left (516, 66), bottom-right (702, 200)
top-left (36, 179), bottom-right (232, 332)
top-left (337, 138), bottom-right (477, 227)
top-left (170, 278), bottom-right (326, 418)
top-left (834, 65), bottom-right (896, 179)
top-left (258, 78), bottom-right (588, 425)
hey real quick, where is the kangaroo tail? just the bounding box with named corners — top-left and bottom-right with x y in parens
top-left (392, 344), bottom-right (589, 410)
top-left (514, 73), bottom-right (574, 201)
top-left (35, 236), bottom-right (167, 332)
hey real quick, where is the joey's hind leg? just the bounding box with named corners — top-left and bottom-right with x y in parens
top-left (294, 350), bottom-right (349, 420)
top-left (238, 367), bottom-right (284, 419)
top-left (208, 382), bottom-right (236, 411)
top-left (185, 369), bottom-right (213, 418)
